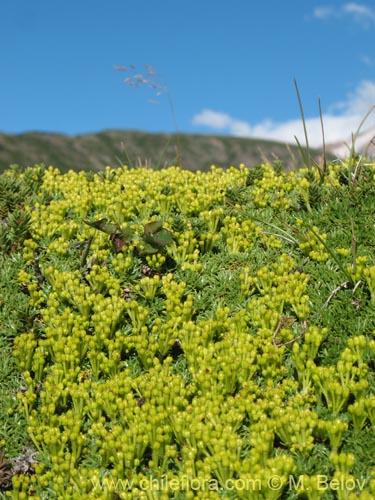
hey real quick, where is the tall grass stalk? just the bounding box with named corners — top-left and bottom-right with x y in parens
top-left (294, 79), bottom-right (312, 170)
top-left (318, 96), bottom-right (327, 182)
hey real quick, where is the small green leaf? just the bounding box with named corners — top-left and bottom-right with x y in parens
top-left (146, 228), bottom-right (173, 248)
top-left (84, 218), bottom-right (121, 235)
top-left (144, 220), bottom-right (163, 236)
top-left (85, 218), bottom-right (134, 243)
top-left (140, 242), bottom-right (159, 255)
top-left (119, 226), bottom-right (135, 243)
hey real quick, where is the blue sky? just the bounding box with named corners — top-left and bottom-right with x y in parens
top-left (1, 0), bottom-right (375, 147)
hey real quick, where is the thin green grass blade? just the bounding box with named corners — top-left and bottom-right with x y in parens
top-left (318, 97), bottom-right (327, 182)
top-left (294, 79), bottom-right (312, 169)
top-left (294, 135), bottom-right (309, 168)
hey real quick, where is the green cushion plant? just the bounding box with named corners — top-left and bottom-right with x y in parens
top-left (2, 159), bottom-right (375, 499)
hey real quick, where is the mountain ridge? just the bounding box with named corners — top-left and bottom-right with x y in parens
top-left (0, 129), bottom-right (329, 173)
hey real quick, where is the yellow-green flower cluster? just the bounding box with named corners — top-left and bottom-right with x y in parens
top-left (292, 326), bottom-right (326, 393)
top-left (243, 253), bottom-right (310, 328)
top-left (312, 335), bottom-right (371, 414)
top-left (342, 255), bottom-right (375, 302)
top-left (221, 216), bottom-right (259, 253)
top-left (250, 164), bottom-right (311, 210)
top-left (348, 262), bottom-right (375, 304)
top-left (299, 226), bottom-right (329, 262)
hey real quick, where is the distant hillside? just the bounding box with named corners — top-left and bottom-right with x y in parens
top-left (0, 129), bottom-right (328, 173)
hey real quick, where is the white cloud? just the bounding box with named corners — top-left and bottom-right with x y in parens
top-left (338, 80), bottom-right (375, 115)
top-left (192, 80), bottom-right (375, 148)
top-left (192, 110), bottom-right (252, 135)
top-left (313, 6), bottom-right (335, 19)
top-left (343, 2), bottom-right (375, 25)
top-left (312, 3), bottom-right (375, 28)
top-left (360, 54), bottom-right (374, 66)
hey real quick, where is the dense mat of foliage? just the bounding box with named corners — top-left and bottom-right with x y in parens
top-left (3, 160), bottom-right (375, 499)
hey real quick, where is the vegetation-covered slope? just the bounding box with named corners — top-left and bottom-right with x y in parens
top-left (0, 130), bottom-right (327, 173)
